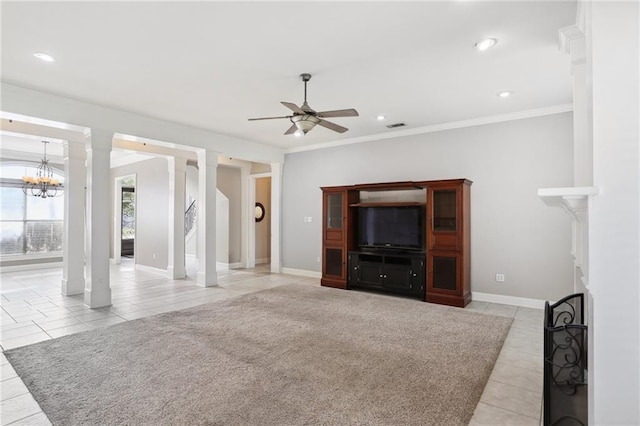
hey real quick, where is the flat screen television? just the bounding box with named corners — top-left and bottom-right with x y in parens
top-left (358, 205), bottom-right (424, 251)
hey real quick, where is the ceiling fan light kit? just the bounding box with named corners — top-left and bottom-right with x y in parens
top-left (292, 114), bottom-right (321, 135)
top-left (249, 73), bottom-right (359, 136)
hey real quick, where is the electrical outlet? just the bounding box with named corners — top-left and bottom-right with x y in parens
top-left (152, 253), bottom-right (156, 260)
top-left (495, 273), bottom-right (505, 282)
top-left (316, 257), bottom-right (321, 263)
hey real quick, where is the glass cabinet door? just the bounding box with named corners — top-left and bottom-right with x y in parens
top-left (432, 255), bottom-right (458, 291)
top-left (326, 193), bottom-right (343, 229)
top-left (324, 247), bottom-right (343, 278)
top-left (433, 189), bottom-right (456, 231)
top-left (428, 251), bottom-right (460, 294)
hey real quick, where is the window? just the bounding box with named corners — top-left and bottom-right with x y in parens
top-left (0, 163), bottom-right (65, 256)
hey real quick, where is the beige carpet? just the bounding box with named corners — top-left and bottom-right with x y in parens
top-left (5, 284), bottom-right (512, 425)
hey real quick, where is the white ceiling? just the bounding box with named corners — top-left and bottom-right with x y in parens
top-left (1, 1), bottom-right (576, 151)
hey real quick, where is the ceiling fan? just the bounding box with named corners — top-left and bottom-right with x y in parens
top-left (248, 73), bottom-right (359, 136)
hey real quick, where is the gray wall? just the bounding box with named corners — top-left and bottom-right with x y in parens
top-left (110, 157), bottom-right (169, 270)
top-left (217, 166), bottom-right (241, 264)
top-left (255, 176), bottom-right (271, 263)
top-left (282, 113), bottom-right (574, 301)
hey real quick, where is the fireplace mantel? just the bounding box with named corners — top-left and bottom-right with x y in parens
top-left (538, 186), bottom-right (599, 221)
top-left (538, 186), bottom-right (598, 292)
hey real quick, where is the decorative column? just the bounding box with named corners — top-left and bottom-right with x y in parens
top-left (167, 156), bottom-right (187, 279)
top-left (196, 149), bottom-right (218, 287)
top-left (559, 23), bottom-right (592, 187)
top-left (61, 140), bottom-right (86, 296)
top-left (270, 162), bottom-right (283, 273)
top-left (84, 129), bottom-right (113, 308)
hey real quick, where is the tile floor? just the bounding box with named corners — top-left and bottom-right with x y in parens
top-left (1, 260), bottom-right (544, 425)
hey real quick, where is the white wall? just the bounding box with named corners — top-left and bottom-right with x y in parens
top-left (587, 1), bottom-right (640, 423)
top-left (110, 157), bottom-right (169, 270)
top-left (216, 191), bottom-right (229, 266)
top-left (282, 112), bottom-right (574, 301)
top-left (217, 166), bottom-right (241, 264)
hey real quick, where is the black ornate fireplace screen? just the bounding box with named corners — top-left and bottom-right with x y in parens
top-left (544, 293), bottom-right (588, 426)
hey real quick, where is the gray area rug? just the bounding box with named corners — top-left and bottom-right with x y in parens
top-left (5, 284), bottom-right (512, 425)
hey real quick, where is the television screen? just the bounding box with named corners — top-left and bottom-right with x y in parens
top-left (358, 206), bottom-right (424, 250)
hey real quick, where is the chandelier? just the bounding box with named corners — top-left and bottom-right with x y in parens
top-left (22, 141), bottom-right (63, 198)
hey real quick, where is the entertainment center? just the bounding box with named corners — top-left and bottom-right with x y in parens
top-left (321, 179), bottom-right (472, 307)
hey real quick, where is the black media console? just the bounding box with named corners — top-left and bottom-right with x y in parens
top-left (348, 251), bottom-right (425, 298)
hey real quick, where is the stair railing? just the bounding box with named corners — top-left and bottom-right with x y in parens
top-left (184, 200), bottom-right (196, 236)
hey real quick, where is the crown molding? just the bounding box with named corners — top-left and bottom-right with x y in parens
top-left (285, 104), bottom-right (573, 154)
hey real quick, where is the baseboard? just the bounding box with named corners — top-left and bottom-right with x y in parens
top-left (472, 291), bottom-right (552, 309)
top-left (256, 258), bottom-right (270, 265)
top-left (281, 267), bottom-right (322, 279)
top-left (134, 263), bottom-right (167, 275)
top-left (0, 261), bottom-right (63, 273)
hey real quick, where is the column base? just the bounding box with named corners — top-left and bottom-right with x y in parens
top-left (84, 286), bottom-right (112, 308)
top-left (167, 266), bottom-right (186, 280)
top-left (62, 278), bottom-right (85, 296)
top-left (197, 272), bottom-right (218, 287)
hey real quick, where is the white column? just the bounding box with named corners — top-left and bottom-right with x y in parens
top-left (270, 162), bottom-right (283, 273)
top-left (112, 178), bottom-right (123, 264)
top-left (560, 24), bottom-right (592, 187)
top-left (240, 165), bottom-right (250, 268)
top-left (84, 129), bottom-right (113, 308)
top-left (167, 156), bottom-right (187, 279)
top-left (61, 140), bottom-right (86, 296)
top-left (196, 150), bottom-right (218, 287)
top-left (246, 175), bottom-right (257, 269)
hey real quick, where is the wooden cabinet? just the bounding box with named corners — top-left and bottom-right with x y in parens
top-left (321, 187), bottom-right (358, 288)
top-left (425, 180), bottom-right (472, 307)
top-left (321, 179), bottom-right (471, 308)
top-left (348, 251), bottom-right (425, 298)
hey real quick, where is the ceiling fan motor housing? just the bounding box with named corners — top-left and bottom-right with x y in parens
top-left (248, 72), bottom-right (357, 135)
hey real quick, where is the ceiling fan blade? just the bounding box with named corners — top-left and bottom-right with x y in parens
top-left (317, 119), bottom-right (348, 133)
top-left (248, 115), bottom-right (291, 121)
top-left (316, 108), bottom-right (359, 118)
top-left (281, 102), bottom-right (305, 114)
top-left (284, 124), bottom-right (298, 135)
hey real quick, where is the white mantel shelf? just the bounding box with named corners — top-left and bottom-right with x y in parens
top-left (537, 186), bottom-right (599, 219)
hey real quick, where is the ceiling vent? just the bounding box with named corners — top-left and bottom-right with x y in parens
top-left (386, 122), bottom-right (406, 129)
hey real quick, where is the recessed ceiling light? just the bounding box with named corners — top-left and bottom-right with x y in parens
top-left (497, 91), bottom-right (512, 98)
top-left (377, 115), bottom-right (386, 121)
top-left (33, 52), bottom-right (55, 63)
top-left (475, 38), bottom-right (497, 51)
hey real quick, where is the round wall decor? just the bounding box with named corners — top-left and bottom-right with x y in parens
top-left (255, 202), bottom-right (265, 222)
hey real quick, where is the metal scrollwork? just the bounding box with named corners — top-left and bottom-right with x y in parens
top-left (544, 293), bottom-right (588, 426)
top-left (546, 326), bottom-right (586, 396)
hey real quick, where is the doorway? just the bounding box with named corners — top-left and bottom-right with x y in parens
top-left (254, 176), bottom-right (271, 266)
top-left (121, 186), bottom-right (135, 257)
top-left (113, 174), bottom-right (136, 264)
